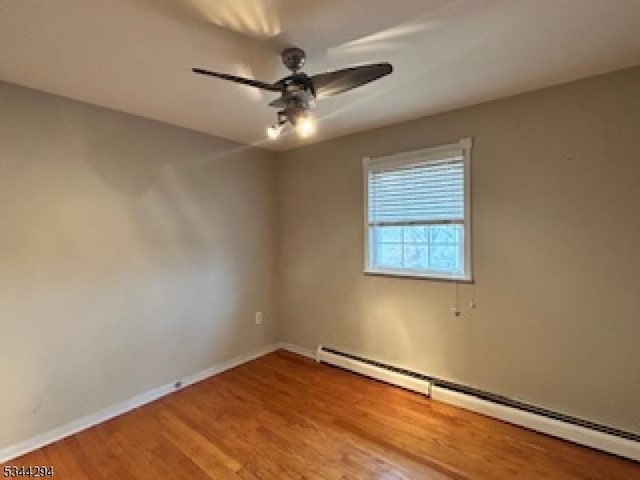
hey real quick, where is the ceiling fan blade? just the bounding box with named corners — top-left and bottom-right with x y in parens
top-left (311, 63), bottom-right (392, 97)
top-left (192, 68), bottom-right (282, 92)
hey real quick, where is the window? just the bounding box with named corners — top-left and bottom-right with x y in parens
top-left (364, 138), bottom-right (472, 281)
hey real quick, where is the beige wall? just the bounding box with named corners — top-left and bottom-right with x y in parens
top-left (2, 66), bottom-right (639, 450)
top-left (0, 82), bottom-right (278, 449)
top-left (277, 67), bottom-right (640, 433)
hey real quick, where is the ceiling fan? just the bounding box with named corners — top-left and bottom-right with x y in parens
top-left (193, 47), bottom-right (393, 140)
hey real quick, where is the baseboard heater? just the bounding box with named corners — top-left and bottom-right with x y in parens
top-left (315, 345), bottom-right (640, 462)
top-left (316, 345), bottom-right (430, 395)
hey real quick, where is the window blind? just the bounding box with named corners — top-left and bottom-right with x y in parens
top-left (368, 151), bottom-right (465, 227)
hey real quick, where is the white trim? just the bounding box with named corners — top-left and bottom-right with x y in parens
top-left (316, 345), bottom-right (431, 395)
top-left (462, 138), bottom-right (472, 281)
top-left (364, 140), bottom-right (467, 169)
top-left (0, 343), bottom-right (280, 464)
top-left (364, 268), bottom-right (472, 282)
top-left (362, 156), bottom-right (371, 273)
top-left (431, 386), bottom-right (640, 462)
top-left (363, 137), bottom-right (473, 282)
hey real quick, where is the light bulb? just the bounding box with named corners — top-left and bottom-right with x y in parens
top-left (296, 113), bottom-right (316, 138)
top-left (266, 124), bottom-right (283, 140)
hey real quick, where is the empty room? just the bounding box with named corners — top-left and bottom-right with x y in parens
top-left (1, 0), bottom-right (639, 478)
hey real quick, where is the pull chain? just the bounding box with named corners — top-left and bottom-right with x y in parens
top-left (452, 283), bottom-right (461, 317)
top-left (470, 282), bottom-right (477, 309)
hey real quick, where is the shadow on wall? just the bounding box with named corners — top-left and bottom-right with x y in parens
top-left (80, 109), bottom-right (270, 248)
top-left (99, 111), bottom-right (273, 319)
top-left (81, 109), bottom-right (250, 195)
top-left (77, 105), bottom-right (275, 331)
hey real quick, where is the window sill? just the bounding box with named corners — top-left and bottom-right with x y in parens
top-left (363, 269), bottom-right (473, 283)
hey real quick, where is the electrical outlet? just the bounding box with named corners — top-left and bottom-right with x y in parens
top-left (255, 311), bottom-right (263, 325)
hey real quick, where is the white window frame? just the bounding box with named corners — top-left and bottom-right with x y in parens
top-left (363, 138), bottom-right (472, 282)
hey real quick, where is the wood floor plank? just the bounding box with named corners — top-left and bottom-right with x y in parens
top-left (159, 409), bottom-right (243, 476)
top-left (2, 350), bottom-right (638, 479)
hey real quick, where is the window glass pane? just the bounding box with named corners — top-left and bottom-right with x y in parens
top-left (377, 226), bottom-right (403, 242)
top-left (429, 245), bottom-right (460, 273)
top-left (376, 243), bottom-right (402, 267)
top-left (430, 224), bottom-right (461, 244)
top-left (403, 245), bottom-right (428, 269)
top-left (370, 224), bottom-right (464, 275)
top-left (403, 225), bottom-right (428, 243)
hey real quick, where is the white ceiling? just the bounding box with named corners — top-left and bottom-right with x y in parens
top-left (1, 0), bottom-right (640, 150)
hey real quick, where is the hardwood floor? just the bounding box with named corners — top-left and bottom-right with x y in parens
top-left (4, 350), bottom-right (639, 479)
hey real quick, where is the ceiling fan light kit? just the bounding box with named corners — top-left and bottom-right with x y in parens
top-left (294, 111), bottom-right (317, 138)
top-left (266, 123), bottom-right (284, 140)
top-left (193, 47), bottom-right (392, 140)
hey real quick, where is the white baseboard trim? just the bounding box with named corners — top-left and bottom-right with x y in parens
top-left (431, 386), bottom-right (640, 462)
top-left (0, 343), bottom-right (280, 464)
top-left (277, 342), bottom-right (318, 360)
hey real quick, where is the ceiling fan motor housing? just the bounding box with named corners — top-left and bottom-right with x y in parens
top-left (281, 47), bottom-right (306, 72)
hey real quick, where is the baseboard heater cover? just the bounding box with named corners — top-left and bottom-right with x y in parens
top-left (315, 346), bottom-right (430, 395)
top-left (315, 345), bottom-right (640, 462)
